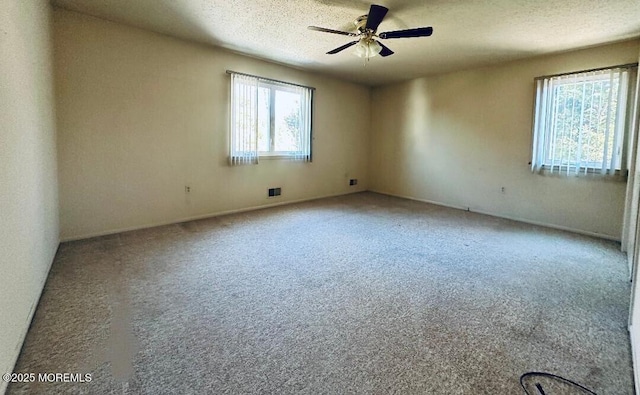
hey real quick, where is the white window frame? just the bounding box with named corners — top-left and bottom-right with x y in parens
top-left (257, 81), bottom-right (305, 158)
top-left (531, 64), bottom-right (638, 177)
top-left (228, 71), bottom-right (313, 165)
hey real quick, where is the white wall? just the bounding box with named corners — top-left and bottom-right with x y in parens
top-left (627, 45), bottom-right (640, 395)
top-left (0, 1), bottom-right (59, 392)
top-left (54, 9), bottom-right (370, 241)
top-left (370, 40), bottom-right (640, 240)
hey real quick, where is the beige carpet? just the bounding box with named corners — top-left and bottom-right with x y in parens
top-left (8, 192), bottom-right (634, 394)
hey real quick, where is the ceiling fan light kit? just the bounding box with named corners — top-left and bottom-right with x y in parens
top-left (308, 4), bottom-right (433, 62)
top-left (353, 39), bottom-right (382, 59)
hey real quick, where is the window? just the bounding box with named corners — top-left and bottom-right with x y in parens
top-left (229, 72), bottom-right (313, 165)
top-left (531, 65), bottom-right (637, 176)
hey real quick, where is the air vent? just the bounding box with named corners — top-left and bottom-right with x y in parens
top-left (268, 187), bottom-right (281, 197)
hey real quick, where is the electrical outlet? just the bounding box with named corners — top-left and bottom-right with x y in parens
top-left (501, 187), bottom-right (505, 194)
top-left (349, 179), bottom-right (358, 186)
top-left (185, 186), bottom-right (191, 193)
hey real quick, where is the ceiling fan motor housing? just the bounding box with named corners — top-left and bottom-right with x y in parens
top-left (354, 15), bottom-right (369, 33)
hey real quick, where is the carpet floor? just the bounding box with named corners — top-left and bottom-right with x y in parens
top-left (8, 192), bottom-right (634, 394)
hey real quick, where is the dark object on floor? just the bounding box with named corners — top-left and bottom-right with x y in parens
top-left (520, 372), bottom-right (597, 394)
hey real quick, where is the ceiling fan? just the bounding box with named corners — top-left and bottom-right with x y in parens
top-left (308, 4), bottom-right (433, 60)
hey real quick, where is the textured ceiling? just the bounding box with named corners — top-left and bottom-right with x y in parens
top-left (51, 0), bottom-right (640, 86)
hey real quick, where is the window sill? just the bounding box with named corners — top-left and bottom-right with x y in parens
top-left (259, 155), bottom-right (294, 160)
top-left (533, 165), bottom-right (628, 181)
top-left (258, 153), bottom-right (309, 161)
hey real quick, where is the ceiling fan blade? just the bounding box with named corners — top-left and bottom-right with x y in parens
top-left (378, 41), bottom-right (394, 57)
top-left (379, 27), bottom-right (433, 39)
top-left (308, 26), bottom-right (357, 37)
top-left (365, 4), bottom-right (388, 31)
top-left (327, 41), bottom-right (359, 54)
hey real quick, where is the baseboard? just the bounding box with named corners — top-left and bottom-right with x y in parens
top-left (630, 325), bottom-right (640, 395)
top-left (62, 188), bottom-right (621, 243)
top-left (368, 189), bottom-right (621, 242)
top-left (1, 241), bottom-right (59, 395)
top-left (61, 190), bottom-right (366, 242)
